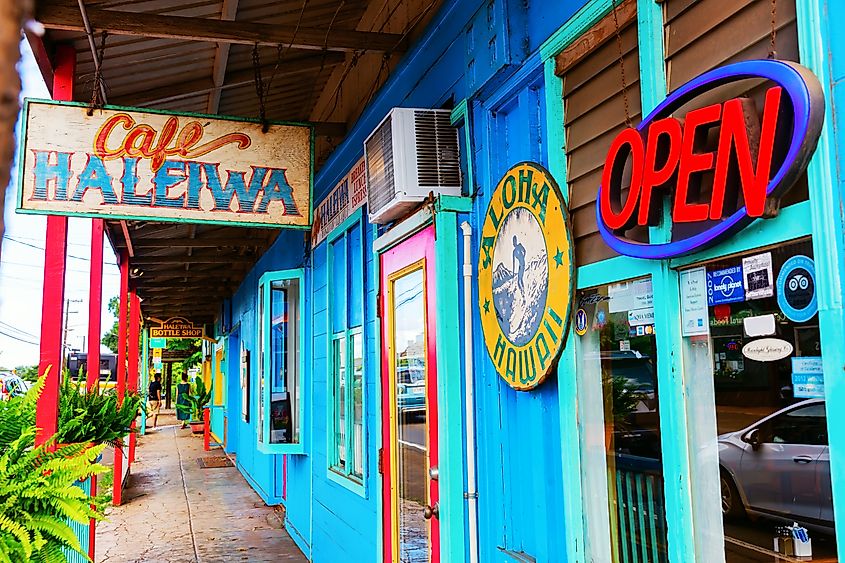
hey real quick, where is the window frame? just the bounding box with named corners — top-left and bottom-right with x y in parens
top-left (326, 208), bottom-right (367, 494)
top-left (256, 268), bottom-right (306, 455)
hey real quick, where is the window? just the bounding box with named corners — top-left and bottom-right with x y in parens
top-left (257, 269), bottom-right (304, 454)
top-left (328, 214), bottom-right (366, 486)
top-left (576, 276), bottom-right (669, 563)
top-left (679, 239), bottom-right (838, 561)
top-left (758, 404), bottom-right (827, 446)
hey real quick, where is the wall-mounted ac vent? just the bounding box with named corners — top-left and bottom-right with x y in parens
top-left (365, 108), bottom-right (462, 224)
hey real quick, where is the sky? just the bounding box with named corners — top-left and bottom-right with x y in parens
top-left (0, 40), bottom-right (120, 369)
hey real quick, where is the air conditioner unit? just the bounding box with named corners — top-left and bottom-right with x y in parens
top-left (365, 108), bottom-right (462, 224)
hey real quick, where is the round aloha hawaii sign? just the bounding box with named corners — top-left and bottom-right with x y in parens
top-left (478, 162), bottom-right (574, 390)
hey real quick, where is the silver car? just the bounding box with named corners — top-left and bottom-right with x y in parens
top-left (718, 399), bottom-right (833, 533)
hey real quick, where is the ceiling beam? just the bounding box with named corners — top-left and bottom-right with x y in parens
top-left (38, 3), bottom-right (408, 53)
top-left (207, 0), bottom-right (239, 114)
top-left (110, 52), bottom-right (345, 107)
top-left (132, 256), bottom-right (256, 265)
top-left (132, 238), bottom-right (259, 248)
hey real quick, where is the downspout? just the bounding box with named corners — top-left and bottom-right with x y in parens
top-left (460, 221), bottom-right (479, 563)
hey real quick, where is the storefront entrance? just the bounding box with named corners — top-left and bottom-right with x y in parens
top-left (380, 226), bottom-right (440, 563)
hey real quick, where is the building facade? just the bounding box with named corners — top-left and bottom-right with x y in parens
top-left (201, 0), bottom-right (845, 561)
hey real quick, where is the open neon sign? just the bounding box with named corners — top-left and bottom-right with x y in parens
top-left (597, 60), bottom-right (825, 259)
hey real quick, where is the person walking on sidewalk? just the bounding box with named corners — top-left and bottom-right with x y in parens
top-left (148, 374), bottom-right (163, 428)
top-left (176, 375), bottom-right (191, 429)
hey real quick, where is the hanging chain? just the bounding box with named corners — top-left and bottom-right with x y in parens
top-left (252, 43), bottom-right (268, 131)
top-left (769, 0), bottom-right (777, 59)
top-left (611, 0), bottom-right (632, 129)
top-left (87, 31), bottom-right (108, 116)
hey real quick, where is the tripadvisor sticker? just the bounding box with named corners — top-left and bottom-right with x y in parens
top-left (478, 162), bottom-right (574, 390)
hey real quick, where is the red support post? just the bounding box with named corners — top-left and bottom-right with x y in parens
top-left (35, 44), bottom-right (75, 447)
top-left (203, 406), bottom-right (211, 451)
top-left (86, 219), bottom-right (104, 391)
top-left (86, 220), bottom-right (104, 561)
top-left (127, 290), bottom-right (140, 464)
top-left (113, 254), bottom-right (129, 506)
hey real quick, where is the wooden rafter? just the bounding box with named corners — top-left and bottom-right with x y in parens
top-left (133, 255), bottom-right (256, 265)
top-left (207, 0), bottom-right (239, 114)
top-left (109, 52), bottom-right (345, 107)
top-left (37, 3), bottom-right (409, 53)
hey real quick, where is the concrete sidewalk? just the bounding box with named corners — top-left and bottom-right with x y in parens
top-left (96, 411), bottom-right (306, 563)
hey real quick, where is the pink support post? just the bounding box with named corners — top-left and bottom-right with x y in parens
top-left (35, 44), bottom-right (74, 447)
top-left (128, 290), bottom-right (140, 464)
top-left (113, 254), bottom-right (129, 506)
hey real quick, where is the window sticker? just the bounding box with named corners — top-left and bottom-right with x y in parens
top-left (742, 252), bottom-right (774, 300)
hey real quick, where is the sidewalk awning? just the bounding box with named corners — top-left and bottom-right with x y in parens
top-left (29, 0), bottom-right (442, 326)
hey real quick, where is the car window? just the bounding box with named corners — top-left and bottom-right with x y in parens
top-left (759, 403), bottom-right (827, 446)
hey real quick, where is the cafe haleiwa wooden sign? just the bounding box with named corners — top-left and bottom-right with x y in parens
top-left (150, 317), bottom-right (205, 339)
top-left (17, 100), bottom-right (313, 228)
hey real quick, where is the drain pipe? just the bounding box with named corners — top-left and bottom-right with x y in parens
top-left (460, 221), bottom-right (479, 563)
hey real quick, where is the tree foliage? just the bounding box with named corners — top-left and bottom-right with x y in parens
top-left (101, 296), bottom-right (121, 354)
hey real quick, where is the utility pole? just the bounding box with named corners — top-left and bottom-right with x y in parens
top-left (61, 298), bottom-right (83, 376)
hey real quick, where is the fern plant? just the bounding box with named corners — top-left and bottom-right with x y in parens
top-left (55, 376), bottom-right (142, 447)
top-left (175, 376), bottom-right (212, 422)
top-left (0, 375), bottom-right (108, 562)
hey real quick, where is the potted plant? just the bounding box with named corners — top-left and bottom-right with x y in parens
top-left (0, 373), bottom-right (109, 561)
top-left (176, 376), bottom-right (212, 434)
top-left (55, 374), bottom-right (142, 447)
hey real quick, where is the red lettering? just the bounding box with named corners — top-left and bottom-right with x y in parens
top-left (673, 103), bottom-right (721, 223)
top-left (92, 113), bottom-right (252, 172)
top-left (599, 88), bottom-right (785, 232)
top-left (711, 87), bottom-right (781, 219)
top-left (600, 127), bottom-right (644, 231)
top-left (639, 117), bottom-right (682, 226)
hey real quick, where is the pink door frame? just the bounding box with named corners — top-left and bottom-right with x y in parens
top-left (379, 225), bottom-right (440, 563)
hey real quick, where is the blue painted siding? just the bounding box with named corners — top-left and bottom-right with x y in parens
top-left (469, 71), bottom-right (567, 561)
top-left (215, 2), bottom-right (594, 562)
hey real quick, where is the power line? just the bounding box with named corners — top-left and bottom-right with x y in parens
top-left (0, 329), bottom-right (38, 346)
top-left (0, 321), bottom-right (37, 340)
top-left (2, 236), bottom-right (118, 266)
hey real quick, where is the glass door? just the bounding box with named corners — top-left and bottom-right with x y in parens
top-left (380, 226), bottom-right (440, 563)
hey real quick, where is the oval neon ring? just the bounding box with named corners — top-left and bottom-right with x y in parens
top-left (596, 59), bottom-right (825, 259)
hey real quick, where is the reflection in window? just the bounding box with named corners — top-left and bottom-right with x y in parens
top-left (257, 272), bottom-right (302, 452)
top-left (328, 219), bottom-right (366, 484)
top-left (578, 278), bottom-right (669, 563)
top-left (683, 239), bottom-right (838, 562)
top-left (392, 268), bottom-right (429, 563)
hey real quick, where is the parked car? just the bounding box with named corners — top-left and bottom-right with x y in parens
top-left (718, 399), bottom-right (833, 533)
top-left (397, 365), bottom-right (425, 415)
top-left (0, 373), bottom-right (31, 400)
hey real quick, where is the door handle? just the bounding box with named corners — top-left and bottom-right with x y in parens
top-left (423, 502), bottom-right (440, 520)
top-left (793, 455), bottom-right (814, 464)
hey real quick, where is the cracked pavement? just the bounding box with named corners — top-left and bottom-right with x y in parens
top-left (95, 411), bottom-right (306, 563)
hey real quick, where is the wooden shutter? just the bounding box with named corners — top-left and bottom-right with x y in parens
top-left (556, 0), bottom-right (643, 266)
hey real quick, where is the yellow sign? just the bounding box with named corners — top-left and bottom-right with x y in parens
top-left (150, 317), bottom-right (204, 339)
top-left (478, 162), bottom-right (574, 390)
top-left (152, 348), bottom-right (162, 359)
top-left (18, 100), bottom-right (312, 228)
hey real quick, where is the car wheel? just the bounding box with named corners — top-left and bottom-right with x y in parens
top-left (720, 469), bottom-right (745, 519)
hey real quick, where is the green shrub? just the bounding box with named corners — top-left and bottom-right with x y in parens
top-left (55, 376), bottom-right (141, 447)
top-left (0, 376), bottom-right (108, 562)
